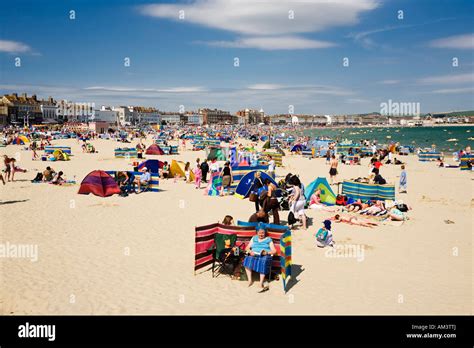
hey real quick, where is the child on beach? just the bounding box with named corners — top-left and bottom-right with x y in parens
top-left (399, 165), bottom-right (407, 193)
top-left (315, 220), bottom-right (334, 248)
top-left (193, 158), bottom-right (202, 189)
top-left (184, 162), bottom-right (191, 182)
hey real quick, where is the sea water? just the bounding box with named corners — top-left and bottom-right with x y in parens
top-left (302, 125), bottom-right (474, 152)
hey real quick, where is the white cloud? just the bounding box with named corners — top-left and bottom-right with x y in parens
top-left (349, 25), bottom-right (409, 49)
top-left (431, 87), bottom-right (474, 94)
top-left (417, 73), bottom-right (474, 85)
top-left (0, 40), bottom-right (32, 53)
top-left (429, 33), bottom-right (474, 49)
top-left (345, 98), bottom-right (370, 103)
top-left (84, 86), bottom-right (207, 93)
top-left (140, 0), bottom-right (378, 49)
top-left (379, 80), bottom-right (400, 85)
top-left (247, 84), bottom-right (284, 90)
top-left (140, 0), bottom-right (379, 35)
top-left (201, 36), bottom-right (335, 50)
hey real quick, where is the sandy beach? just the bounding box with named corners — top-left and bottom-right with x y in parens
top-left (0, 137), bottom-right (472, 315)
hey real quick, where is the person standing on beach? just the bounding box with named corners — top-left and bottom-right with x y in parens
top-left (329, 155), bottom-right (338, 185)
top-left (200, 159), bottom-right (209, 183)
top-left (267, 155), bottom-right (275, 179)
top-left (399, 165), bottom-right (407, 193)
top-left (194, 158), bottom-right (202, 189)
top-left (252, 171), bottom-right (264, 212)
top-left (325, 149), bottom-right (331, 164)
top-left (219, 161), bottom-right (232, 196)
top-left (184, 162), bottom-right (191, 182)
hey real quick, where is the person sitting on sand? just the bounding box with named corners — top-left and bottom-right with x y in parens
top-left (309, 189), bottom-right (339, 212)
top-left (51, 171), bottom-right (65, 185)
top-left (43, 166), bottom-right (56, 182)
top-left (384, 206), bottom-right (408, 222)
top-left (372, 168), bottom-right (387, 185)
top-left (394, 157), bottom-right (404, 165)
top-left (315, 220), bottom-right (334, 248)
top-left (437, 157), bottom-right (444, 167)
top-left (135, 167), bottom-right (151, 193)
top-left (331, 214), bottom-right (379, 228)
top-left (243, 223), bottom-right (277, 292)
top-left (248, 209), bottom-right (269, 223)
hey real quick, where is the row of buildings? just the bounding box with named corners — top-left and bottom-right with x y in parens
top-left (1, 93), bottom-right (473, 128)
top-left (0, 93), bottom-right (264, 127)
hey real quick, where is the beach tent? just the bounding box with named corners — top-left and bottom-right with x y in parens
top-left (305, 177), bottom-right (336, 205)
top-left (52, 149), bottom-right (70, 161)
top-left (138, 159), bottom-right (163, 173)
top-left (13, 135), bottom-right (29, 145)
top-left (262, 140), bottom-right (271, 149)
top-left (231, 164), bottom-right (269, 191)
top-left (145, 144), bottom-right (164, 155)
top-left (234, 170), bottom-right (278, 199)
top-left (78, 170), bottom-right (121, 197)
top-left (194, 222), bottom-right (292, 292)
top-left (290, 144), bottom-right (305, 152)
top-left (170, 159), bottom-right (195, 181)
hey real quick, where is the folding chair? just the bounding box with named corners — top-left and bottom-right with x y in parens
top-left (211, 233), bottom-right (245, 278)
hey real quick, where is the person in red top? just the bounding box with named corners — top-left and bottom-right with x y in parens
top-left (370, 156), bottom-right (382, 174)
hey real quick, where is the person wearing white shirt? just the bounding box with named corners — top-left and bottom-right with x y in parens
top-left (135, 167), bottom-right (151, 193)
top-left (267, 156), bottom-right (276, 179)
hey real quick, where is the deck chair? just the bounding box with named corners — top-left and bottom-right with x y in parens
top-left (211, 233), bottom-right (245, 278)
top-left (138, 180), bottom-right (151, 193)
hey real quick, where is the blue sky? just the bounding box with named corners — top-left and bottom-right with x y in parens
top-left (0, 0), bottom-right (473, 114)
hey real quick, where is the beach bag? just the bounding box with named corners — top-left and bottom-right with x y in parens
top-left (249, 192), bottom-right (258, 202)
top-left (287, 211), bottom-right (297, 225)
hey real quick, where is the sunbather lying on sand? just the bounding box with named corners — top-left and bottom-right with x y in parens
top-left (359, 200), bottom-right (387, 216)
top-left (344, 199), bottom-right (370, 212)
top-left (331, 214), bottom-right (379, 228)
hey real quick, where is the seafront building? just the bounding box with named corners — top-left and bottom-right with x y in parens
top-left (236, 108), bottom-right (265, 124)
top-left (0, 92), bottom-right (473, 128)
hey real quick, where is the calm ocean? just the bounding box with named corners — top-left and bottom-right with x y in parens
top-left (302, 125), bottom-right (474, 153)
